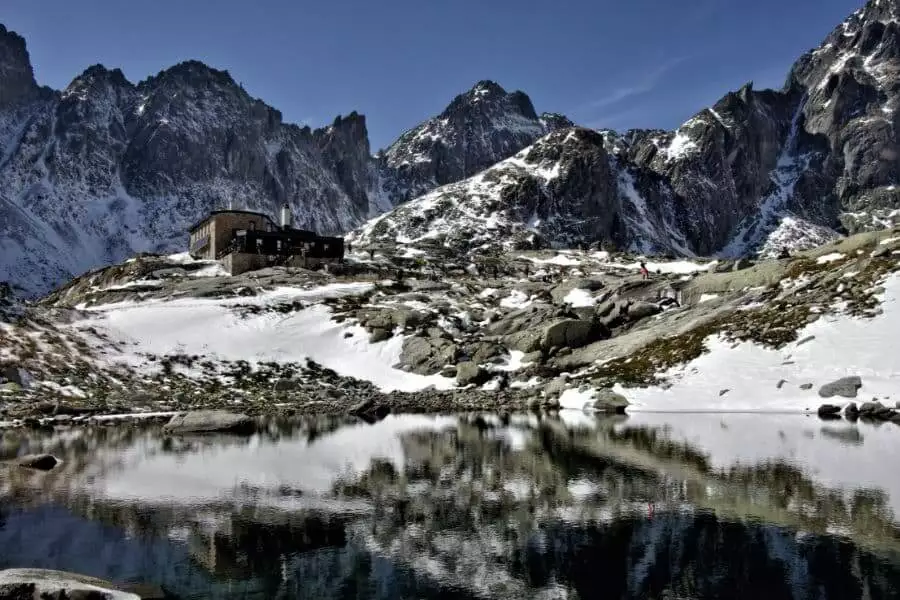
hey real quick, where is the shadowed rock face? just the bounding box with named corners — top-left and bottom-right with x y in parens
top-left (0, 24), bottom-right (40, 108)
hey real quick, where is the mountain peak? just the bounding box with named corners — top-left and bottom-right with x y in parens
top-left (539, 112), bottom-right (575, 131)
top-left (0, 23), bottom-right (39, 107)
top-left (64, 64), bottom-right (131, 95)
top-left (862, 0), bottom-right (900, 23)
top-left (140, 59), bottom-right (238, 91)
top-left (470, 79), bottom-right (507, 96)
top-left (441, 80), bottom-right (539, 121)
top-left (316, 111), bottom-right (370, 147)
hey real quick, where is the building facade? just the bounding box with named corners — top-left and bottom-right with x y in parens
top-left (188, 210), bottom-right (278, 261)
top-left (188, 206), bottom-right (344, 275)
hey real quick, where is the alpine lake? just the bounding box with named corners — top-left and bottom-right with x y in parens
top-left (1, 410), bottom-right (899, 599)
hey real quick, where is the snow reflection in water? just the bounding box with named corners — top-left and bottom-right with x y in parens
top-left (0, 412), bottom-right (899, 599)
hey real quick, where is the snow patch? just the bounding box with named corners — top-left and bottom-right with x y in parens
top-left (618, 273), bottom-right (900, 412)
top-left (74, 283), bottom-right (454, 392)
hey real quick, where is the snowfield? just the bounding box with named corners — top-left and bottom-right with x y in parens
top-left (74, 282), bottom-right (455, 393)
top-left (563, 273), bottom-right (900, 413)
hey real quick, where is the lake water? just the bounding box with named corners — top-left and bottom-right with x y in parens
top-left (1, 411), bottom-right (899, 599)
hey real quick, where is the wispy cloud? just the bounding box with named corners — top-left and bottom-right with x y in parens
top-left (583, 106), bottom-right (650, 132)
top-left (582, 56), bottom-right (691, 112)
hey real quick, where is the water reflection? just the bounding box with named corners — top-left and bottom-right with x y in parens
top-left (0, 412), bottom-right (899, 599)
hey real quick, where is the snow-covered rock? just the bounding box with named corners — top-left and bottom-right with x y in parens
top-left (377, 80), bottom-right (571, 204)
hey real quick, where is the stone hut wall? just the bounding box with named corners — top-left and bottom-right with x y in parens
top-left (222, 253), bottom-right (270, 276)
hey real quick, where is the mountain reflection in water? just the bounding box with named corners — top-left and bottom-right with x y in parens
top-left (0, 412), bottom-right (898, 599)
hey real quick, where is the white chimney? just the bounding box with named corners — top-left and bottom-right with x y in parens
top-left (280, 203), bottom-right (292, 229)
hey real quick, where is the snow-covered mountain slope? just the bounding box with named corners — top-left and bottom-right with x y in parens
top-left (357, 0), bottom-right (900, 259)
top-left (0, 29), bottom-right (569, 297)
top-left (376, 80), bottom-right (572, 204)
top-left (351, 128), bottom-right (689, 254)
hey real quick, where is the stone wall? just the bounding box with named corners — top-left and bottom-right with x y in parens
top-left (286, 255), bottom-right (342, 270)
top-left (222, 252), bottom-right (270, 276)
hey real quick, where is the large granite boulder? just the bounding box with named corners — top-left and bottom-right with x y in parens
top-left (163, 410), bottom-right (256, 434)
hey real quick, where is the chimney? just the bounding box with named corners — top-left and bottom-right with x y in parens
top-left (280, 203), bottom-right (292, 230)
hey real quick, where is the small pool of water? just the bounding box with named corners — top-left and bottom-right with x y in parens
top-left (1, 411), bottom-right (899, 599)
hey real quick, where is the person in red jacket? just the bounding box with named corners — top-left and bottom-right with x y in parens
top-left (639, 261), bottom-right (650, 280)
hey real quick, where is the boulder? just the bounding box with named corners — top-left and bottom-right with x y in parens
top-left (571, 307), bottom-right (596, 321)
top-left (594, 300), bottom-right (617, 318)
top-left (522, 350), bottom-right (544, 365)
top-left (712, 260), bottom-right (735, 273)
top-left (504, 328), bottom-right (543, 353)
top-left (0, 569), bottom-right (140, 600)
top-left (818, 376), bottom-right (863, 399)
top-left (593, 389), bottom-right (629, 414)
top-left (369, 328), bottom-right (392, 343)
top-left (272, 378), bottom-right (298, 392)
top-left (626, 301), bottom-right (662, 322)
top-left (541, 319), bottom-right (608, 350)
top-left (858, 401), bottom-right (884, 416)
top-left (11, 454), bottom-right (59, 471)
top-left (817, 404), bottom-right (842, 419)
top-left (163, 410), bottom-right (256, 434)
top-left (543, 377), bottom-right (569, 397)
top-left (469, 342), bottom-right (506, 365)
top-left (845, 402), bottom-right (859, 417)
top-left (349, 399), bottom-right (390, 421)
top-left (358, 307), bottom-right (428, 332)
top-left (456, 361), bottom-right (490, 386)
top-left (0, 364), bottom-right (31, 388)
top-left (732, 257), bottom-right (753, 271)
top-left (400, 336), bottom-right (459, 375)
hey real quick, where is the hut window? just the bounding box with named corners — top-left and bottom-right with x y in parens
top-left (249, 222), bottom-right (256, 230)
top-left (323, 243), bottom-right (330, 251)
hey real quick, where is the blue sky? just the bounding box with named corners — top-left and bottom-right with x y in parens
top-left (3, 0), bottom-right (863, 150)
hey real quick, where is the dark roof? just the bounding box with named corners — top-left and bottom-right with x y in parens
top-left (241, 228), bottom-right (343, 242)
top-left (188, 210), bottom-right (276, 234)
